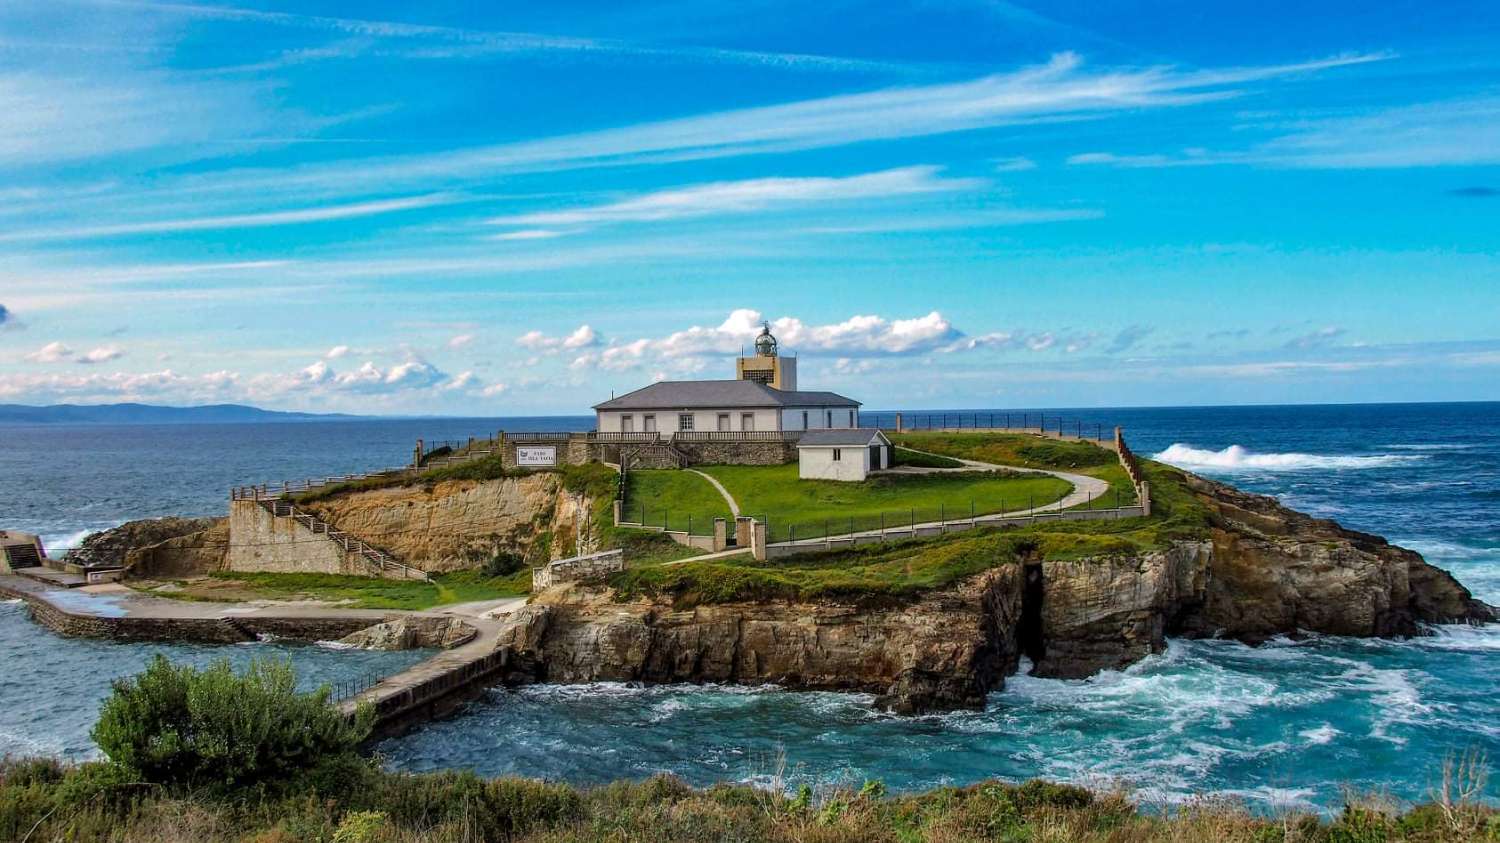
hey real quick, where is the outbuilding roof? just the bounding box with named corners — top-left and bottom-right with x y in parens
top-left (594, 380), bottom-right (860, 411)
top-left (795, 428), bottom-right (889, 447)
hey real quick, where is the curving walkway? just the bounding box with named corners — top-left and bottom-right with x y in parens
top-left (686, 468), bottom-right (740, 517)
top-left (882, 447), bottom-right (1109, 515)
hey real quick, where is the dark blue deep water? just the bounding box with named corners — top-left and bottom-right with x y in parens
top-left (2, 403), bottom-right (1497, 811)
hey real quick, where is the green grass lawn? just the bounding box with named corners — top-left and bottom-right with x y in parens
top-left (892, 431), bottom-right (1139, 509)
top-left (623, 469), bottom-right (733, 534)
top-left (700, 463), bottom-right (1072, 541)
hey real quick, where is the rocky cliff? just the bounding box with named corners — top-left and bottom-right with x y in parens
top-left (69, 516), bottom-right (228, 577)
top-left (500, 563), bottom-right (1024, 714)
top-left (302, 475), bottom-right (595, 572)
top-left (492, 469), bottom-right (1494, 713)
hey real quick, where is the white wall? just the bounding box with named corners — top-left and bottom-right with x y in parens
top-left (798, 445), bottom-right (869, 481)
top-left (598, 408), bottom-right (779, 433)
top-left (780, 406), bottom-right (858, 431)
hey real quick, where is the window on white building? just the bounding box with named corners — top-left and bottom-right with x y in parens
top-left (678, 413), bottom-right (695, 431)
top-left (741, 413), bottom-right (754, 431)
top-left (643, 415), bottom-right (656, 432)
top-left (801, 410), bottom-right (808, 429)
top-left (832, 448), bottom-right (842, 461)
top-left (621, 415), bottom-right (634, 433)
top-left (717, 413), bottom-right (730, 431)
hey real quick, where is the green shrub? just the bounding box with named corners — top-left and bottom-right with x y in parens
top-left (91, 655), bottom-right (372, 792)
top-left (332, 810), bottom-right (388, 843)
top-left (891, 447), bottom-right (965, 469)
top-left (484, 550), bottom-right (527, 577)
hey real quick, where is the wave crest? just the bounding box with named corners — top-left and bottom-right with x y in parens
top-left (1154, 443), bottom-right (1423, 472)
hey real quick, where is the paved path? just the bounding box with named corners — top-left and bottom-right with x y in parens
top-left (765, 449), bottom-right (1115, 549)
top-left (687, 468), bottom-right (740, 516)
top-left (884, 448), bottom-right (1109, 513)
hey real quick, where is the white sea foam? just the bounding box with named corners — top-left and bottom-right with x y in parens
top-left (1154, 443), bottom-right (1423, 472)
top-left (315, 640), bottom-right (358, 650)
top-left (1383, 443), bottom-right (1476, 451)
top-left (44, 527), bottom-right (96, 551)
top-left (1301, 724), bottom-right (1340, 744)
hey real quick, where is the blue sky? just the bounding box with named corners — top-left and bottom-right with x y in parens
top-left (0, 0), bottom-right (1497, 414)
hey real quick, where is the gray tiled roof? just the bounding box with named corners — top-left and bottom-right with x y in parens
top-left (593, 380), bottom-right (860, 410)
top-left (796, 428), bottom-right (888, 447)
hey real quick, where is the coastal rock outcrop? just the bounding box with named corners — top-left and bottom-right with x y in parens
top-left (505, 564), bottom-right (1024, 714)
top-left (488, 468), bottom-right (1492, 714)
top-left (303, 475), bottom-right (593, 572)
top-left (339, 615), bottom-right (477, 650)
top-left (70, 517), bottom-right (228, 576)
top-left (1177, 473), bottom-right (1494, 641)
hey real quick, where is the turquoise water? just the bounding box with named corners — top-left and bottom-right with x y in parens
top-left (2, 403), bottom-right (1497, 809)
top-left (0, 600), bottom-right (431, 761)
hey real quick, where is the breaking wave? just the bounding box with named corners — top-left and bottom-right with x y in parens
top-left (1154, 443), bottom-right (1423, 472)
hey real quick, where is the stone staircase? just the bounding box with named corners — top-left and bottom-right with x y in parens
top-left (255, 498), bottom-right (430, 582)
top-left (620, 442), bottom-right (689, 469)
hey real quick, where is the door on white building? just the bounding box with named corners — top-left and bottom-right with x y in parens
top-left (741, 412), bottom-right (755, 431)
top-left (621, 415), bottom-right (634, 433)
top-left (643, 415), bottom-right (656, 433)
top-left (717, 413), bottom-right (730, 432)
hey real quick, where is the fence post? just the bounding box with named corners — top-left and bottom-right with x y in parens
top-left (940, 503), bottom-right (945, 534)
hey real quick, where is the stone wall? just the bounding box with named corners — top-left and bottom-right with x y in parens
top-left (533, 549), bottom-right (624, 590)
top-left (0, 581), bottom-right (375, 644)
top-left (225, 499), bottom-right (370, 577)
top-left (673, 439), bottom-right (796, 466)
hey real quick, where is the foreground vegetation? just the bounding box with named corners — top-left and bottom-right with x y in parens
top-left (4, 657), bottom-right (1495, 842)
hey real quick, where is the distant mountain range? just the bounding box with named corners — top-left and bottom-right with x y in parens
top-left (0, 403), bottom-right (362, 425)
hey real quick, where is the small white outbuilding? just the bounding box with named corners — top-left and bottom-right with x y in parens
top-left (796, 428), bottom-right (892, 482)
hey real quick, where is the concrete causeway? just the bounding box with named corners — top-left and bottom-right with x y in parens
top-left (0, 574), bottom-right (529, 735)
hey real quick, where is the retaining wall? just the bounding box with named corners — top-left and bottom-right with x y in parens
top-left (226, 499), bottom-right (375, 577)
top-left (0, 580), bottom-right (376, 644)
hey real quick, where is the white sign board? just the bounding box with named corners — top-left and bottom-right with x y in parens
top-left (516, 446), bottom-right (557, 467)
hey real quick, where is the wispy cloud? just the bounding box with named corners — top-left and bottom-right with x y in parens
top-left (1069, 95), bottom-right (1500, 170)
top-left (487, 166), bottom-right (978, 230)
top-left (0, 193), bottom-right (463, 242)
top-left (120, 51), bottom-right (1385, 203)
top-left (77, 345), bottom-right (125, 364)
top-left (87, 0), bottom-right (908, 74)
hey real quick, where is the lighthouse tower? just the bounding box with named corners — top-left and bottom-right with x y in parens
top-left (735, 322), bottom-right (797, 390)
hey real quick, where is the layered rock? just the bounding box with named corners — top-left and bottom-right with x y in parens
top-left (501, 564), bottom-right (1024, 714)
top-left (1177, 473), bottom-right (1493, 641)
top-left (303, 475), bottom-right (594, 572)
top-left (340, 615), bottom-right (477, 650)
top-left (487, 468), bottom-right (1493, 714)
top-left (70, 517), bottom-right (227, 576)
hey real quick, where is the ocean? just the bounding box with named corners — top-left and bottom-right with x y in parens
top-left (1, 402), bottom-right (1496, 811)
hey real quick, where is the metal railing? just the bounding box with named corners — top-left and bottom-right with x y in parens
top-left (670, 430), bottom-right (801, 442)
top-left (861, 412), bottom-right (1111, 441)
top-left (329, 671), bottom-right (384, 703)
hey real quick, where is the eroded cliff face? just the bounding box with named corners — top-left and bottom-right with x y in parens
top-left (488, 469), bottom-right (1493, 714)
top-left (1176, 473), bottom-right (1493, 641)
top-left (499, 564), bottom-right (1024, 714)
top-left (304, 475), bottom-right (595, 572)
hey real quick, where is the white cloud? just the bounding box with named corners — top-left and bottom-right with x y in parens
top-left (993, 157), bottom-right (1038, 172)
top-left (487, 166), bottom-right (979, 230)
top-left (77, 345), bottom-right (125, 364)
top-left (1068, 96), bottom-right (1500, 171)
top-left (517, 324), bottom-right (600, 353)
top-left (480, 382), bottom-right (509, 397)
top-left (573, 308), bottom-right (965, 374)
top-left (447, 333), bottom-right (475, 349)
top-left (491, 229), bottom-right (569, 241)
top-left (23, 341), bottom-right (73, 363)
top-left (109, 51), bottom-right (1385, 203)
top-left (325, 345), bottom-right (350, 359)
top-left (442, 371), bottom-right (478, 391)
top-left (0, 194), bottom-right (462, 243)
top-left (1284, 326), bottom-right (1346, 349)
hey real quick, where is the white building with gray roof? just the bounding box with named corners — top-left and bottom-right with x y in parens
top-left (592, 322), bottom-right (862, 435)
